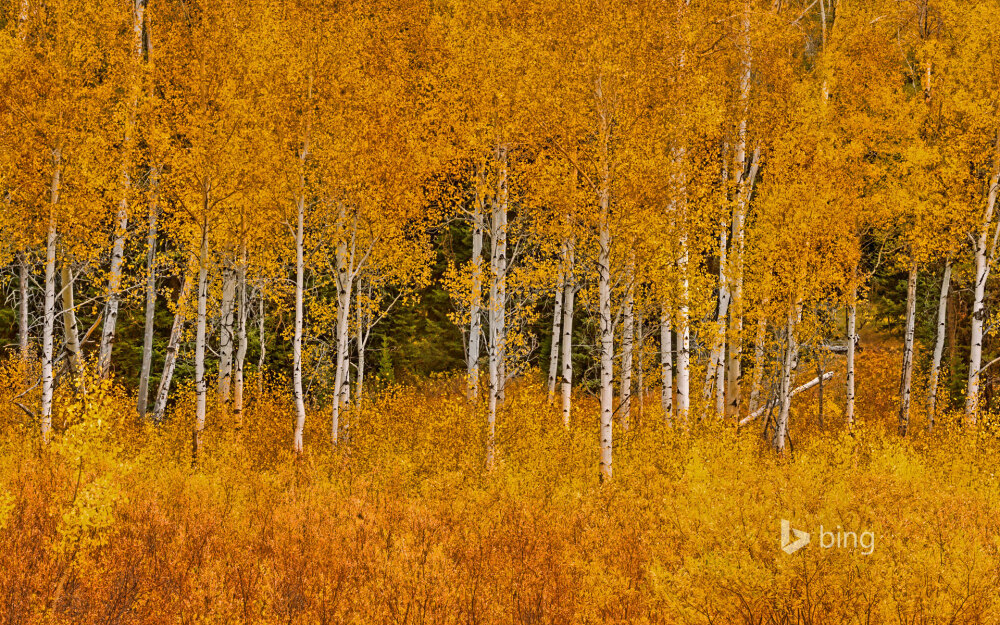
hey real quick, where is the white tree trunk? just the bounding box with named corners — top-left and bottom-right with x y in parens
top-left (468, 164), bottom-right (485, 400)
top-left (60, 263), bottom-right (82, 379)
top-left (966, 131), bottom-right (1000, 422)
top-left (560, 238), bottom-right (575, 428)
top-left (619, 255), bottom-right (635, 431)
top-left (725, 146), bottom-right (760, 420)
top-left (217, 261), bottom-right (237, 405)
top-left (726, 4), bottom-right (754, 419)
top-left (136, 167), bottom-right (159, 418)
top-left (331, 203), bottom-right (356, 445)
top-left (899, 261), bottom-right (918, 436)
top-left (258, 291), bottom-right (265, 393)
top-left (99, 0), bottom-right (144, 381)
top-left (194, 220), bottom-right (209, 457)
top-left (152, 271), bottom-right (192, 422)
top-left (19, 253), bottom-right (30, 361)
top-left (846, 288), bottom-right (857, 427)
top-left (486, 146), bottom-right (508, 470)
top-left (740, 371), bottom-right (834, 427)
top-left (292, 193), bottom-right (307, 452)
top-left (927, 258), bottom-right (951, 429)
top-left (98, 169), bottom-right (129, 380)
top-left (597, 216), bottom-right (613, 479)
top-left (547, 260), bottom-right (565, 404)
top-left (40, 153), bottom-right (59, 441)
top-left (676, 235), bottom-right (691, 423)
top-left (661, 308), bottom-right (673, 426)
top-left (233, 244), bottom-right (248, 427)
top-left (356, 285), bottom-right (366, 408)
top-left (773, 307), bottom-right (799, 453)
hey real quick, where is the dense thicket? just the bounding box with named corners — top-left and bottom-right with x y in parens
top-left (1, 0), bottom-right (999, 473)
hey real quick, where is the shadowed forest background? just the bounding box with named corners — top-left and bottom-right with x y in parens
top-left (2, 0), bottom-right (1000, 622)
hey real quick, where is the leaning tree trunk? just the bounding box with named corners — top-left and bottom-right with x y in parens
top-left (233, 244), bottom-right (248, 427)
top-left (152, 271), bottom-right (192, 422)
top-left (619, 254), bottom-right (635, 431)
top-left (560, 238), bottom-right (575, 428)
top-left (661, 308), bottom-right (674, 426)
top-left (292, 190), bottom-right (307, 453)
top-left (547, 259), bottom-right (565, 404)
top-left (927, 258), bottom-right (951, 429)
top-left (773, 307), bottom-right (800, 453)
top-left (40, 152), bottom-right (60, 442)
top-left (217, 261), bottom-right (237, 406)
top-left (467, 163), bottom-right (486, 400)
top-left (966, 130), bottom-right (1000, 422)
top-left (486, 146), bottom-right (508, 471)
top-left (194, 219), bottom-right (209, 459)
top-left (899, 261), bottom-right (918, 436)
top-left (136, 167), bottom-right (159, 418)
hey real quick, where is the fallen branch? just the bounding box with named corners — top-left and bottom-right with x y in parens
top-left (739, 371), bottom-right (836, 428)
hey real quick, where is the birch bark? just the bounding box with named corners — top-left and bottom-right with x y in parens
top-left (60, 263), bottom-right (82, 378)
top-left (927, 259), bottom-right (951, 428)
top-left (965, 130), bottom-right (1000, 422)
top-left (547, 261), bottom-right (564, 404)
top-left (136, 167), bottom-right (159, 417)
top-left (846, 288), bottom-right (857, 427)
top-left (725, 4), bottom-right (755, 419)
top-left (292, 140), bottom-right (308, 452)
top-left (560, 238), bottom-right (575, 428)
top-left (217, 262), bottom-right (237, 405)
top-left (486, 146), bottom-right (508, 470)
top-left (98, 0), bottom-right (146, 380)
top-left (898, 262), bottom-right (918, 435)
top-left (40, 151), bottom-right (60, 441)
top-left (467, 164), bottom-right (485, 400)
top-left (233, 244), bottom-right (248, 426)
top-left (331, 203), bottom-right (356, 444)
top-left (661, 309), bottom-right (674, 425)
top-left (194, 218), bottom-right (209, 457)
top-left (19, 254), bottom-right (30, 361)
top-left (619, 255), bottom-right (635, 431)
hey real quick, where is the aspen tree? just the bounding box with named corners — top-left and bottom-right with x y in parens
top-left (560, 238), bottom-right (576, 428)
top-left (97, 0), bottom-right (148, 380)
top-left (661, 309), bottom-right (673, 425)
top-left (486, 145), bottom-right (508, 470)
top-left (898, 261), bottom-right (918, 435)
top-left (468, 162), bottom-right (486, 400)
top-left (619, 253), bottom-right (635, 430)
top-left (927, 259), bottom-right (951, 427)
top-left (546, 250), bottom-right (564, 404)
